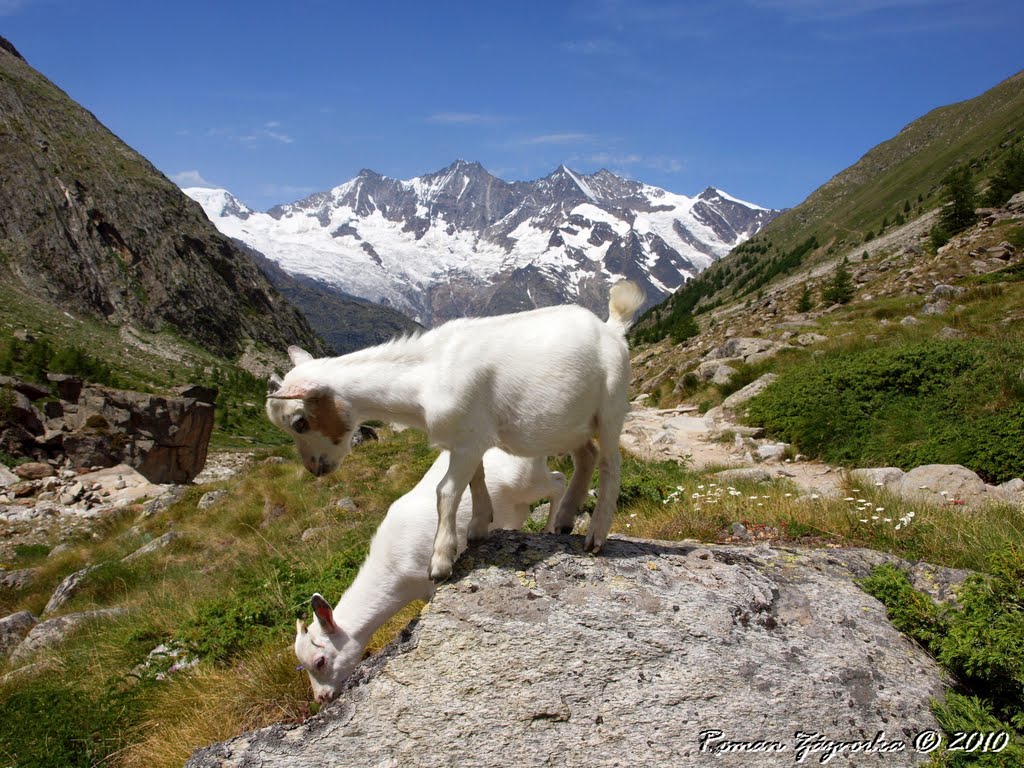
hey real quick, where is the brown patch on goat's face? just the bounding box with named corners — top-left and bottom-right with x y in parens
top-left (306, 396), bottom-right (352, 446)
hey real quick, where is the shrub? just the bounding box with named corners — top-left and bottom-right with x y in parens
top-left (745, 340), bottom-right (1024, 482)
top-left (860, 550), bottom-right (1024, 764)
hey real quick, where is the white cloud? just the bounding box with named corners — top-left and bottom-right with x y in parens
top-left (171, 169), bottom-right (215, 188)
top-left (519, 132), bottom-right (598, 146)
top-left (426, 112), bottom-right (503, 125)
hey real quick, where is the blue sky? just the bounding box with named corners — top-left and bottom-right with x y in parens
top-left (3, 0), bottom-right (1022, 211)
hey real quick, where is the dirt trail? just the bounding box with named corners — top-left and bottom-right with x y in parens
top-left (620, 406), bottom-right (845, 497)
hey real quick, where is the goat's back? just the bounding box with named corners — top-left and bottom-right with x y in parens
top-left (421, 306), bottom-right (631, 454)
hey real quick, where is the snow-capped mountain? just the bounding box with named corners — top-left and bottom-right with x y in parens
top-left (186, 161), bottom-right (781, 326)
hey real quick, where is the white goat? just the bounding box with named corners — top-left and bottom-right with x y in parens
top-left (267, 280), bottom-right (644, 581)
top-left (294, 448), bottom-right (565, 703)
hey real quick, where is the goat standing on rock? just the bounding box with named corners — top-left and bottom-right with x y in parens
top-left (294, 448), bottom-right (564, 703)
top-left (267, 280), bottom-right (644, 581)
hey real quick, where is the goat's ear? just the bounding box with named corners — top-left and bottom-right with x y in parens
top-left (311, 593), bottom-right (338, 633)
top-left (267, 379), bottom-right (325, 400)
top-left (288, 346), bottom-right (314, 366)
top-left (267, 373), bottom-right (284, 396)
top-left (296, 618), bottom-right (307, 636)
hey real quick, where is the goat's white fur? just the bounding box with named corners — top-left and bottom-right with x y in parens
top-left (267, 280), bottom-right (644, 581)
top-left (294, 448), bottom-right (565, 703)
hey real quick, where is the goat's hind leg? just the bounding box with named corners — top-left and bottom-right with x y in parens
top-left (466, 460), bottom-right (494, 543)
top-left (544, 440), bottom-right (597, 535)
top-left (430, 450), bottom-right (482, 583)
top-left (586, 434), bottom-right (622, 554)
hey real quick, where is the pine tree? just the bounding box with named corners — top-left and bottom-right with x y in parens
top-left (821, 257), bottom-right (855, 306)
top-left (796, 284), bottom-right (814, 313)
top-left (939, 166), bottom-right (977, 234)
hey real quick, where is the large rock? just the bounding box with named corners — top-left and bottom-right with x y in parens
top-left (0, 611), bottom-right (37, 657)
top-left (720, 373), bottom-right (777, 413)
top-left (58, 385), bottom-right (215, 483)
top-left (849, 467), bottom-right (906, 488)
top-left (9, 607), bottom-right (127, 663)
top-left (189, 533), bottom-right (946, 768)
top-left (890, 464), bottom-right (1002, 509)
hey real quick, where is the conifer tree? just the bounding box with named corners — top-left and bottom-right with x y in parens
top-left (821, 257), bottom-right (855, 306)
top-left (796, 284), bottom-right (813, 313)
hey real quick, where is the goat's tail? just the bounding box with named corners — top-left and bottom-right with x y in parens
top-left (606, 280), bottom-right (645, 333)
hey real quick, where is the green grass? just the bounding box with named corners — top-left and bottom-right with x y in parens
top-left (860, 552), bottom-right (1024, 766)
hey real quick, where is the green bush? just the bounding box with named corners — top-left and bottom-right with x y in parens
top-left (745, 340), bottom-right (1024, 482)
top-left (176, 551), bottom-right (366, 664)
top-left (860, 551), bottom-right (1024, 764)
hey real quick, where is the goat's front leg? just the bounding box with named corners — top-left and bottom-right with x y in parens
top-left (467, 460), bottom-right (494, 543)
top-left (430, 450), bottom-right (482, 583)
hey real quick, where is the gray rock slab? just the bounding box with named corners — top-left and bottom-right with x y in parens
top-left (43, 564), bottom-right (99, 615)
top-left (0, 463), bottom-right (17, 488)
top-left (121, 531), bottom-right (179, 563)
top-left (721, 373), bottom-right (777, 413)
top-left (891, 464), bottom-right (1002, 509)
top-left (849, 467), bottom-right (906, 488)
top-left (712, 467), bottom-right (775, 484)
top-left (188, 533), bottom-right (946, 768)
top-left (10, 607), bottom-right (127, 663)
top-left (0, 611), bottom-right (37, 657)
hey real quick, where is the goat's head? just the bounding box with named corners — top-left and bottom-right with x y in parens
top-left (294, 593), bottom-right (362, 704)
top-left (265, 346), bottom-right (355, 477)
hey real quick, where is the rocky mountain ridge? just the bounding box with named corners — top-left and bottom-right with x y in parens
top-left (187, 163), bottom-right (780, 326)
top-left (0, 36), bottom-right (325, 359)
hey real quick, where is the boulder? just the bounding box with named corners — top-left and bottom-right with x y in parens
top-left (755, 442), bottom-right (788, 462)
top-left (890, 464), bottom-right (999, 509)
top-left (13, 461), bottom-right (54, 480)
top-left (9, 607), bottom-right (127, 663)
top-left (0, 463), bottom-right (18, 488)
top-left (794, 333), bottom-right (827, 346)
top-left (705, 337), bottom-right (778, 362)
top-left (0, 611), bottom-right (37, 658)
top-left (849, 467), bottom-right (906, 488)
top-left (188, 534), bottom-right (946, 768)
top-left (0, 567), bottom-right (36, 591)
top-left (46, 373), bottom-right (83, 404)
top-left (710, 365), bottom-right (737, 386)
top-left (59, 385), bottom-right (214, 483)
top-left (0, 376), bottom-right (50, 401)
top-left (43, 565), bottom-right (99, 615)
top-left (1, 389), bottom-right (43, 435)
top-left (122, 532), bottom-right (179, 563)
top-left (695, 358), bottom-right (741, 381)
top-left (931, 284), bottom-right (965, 299)
top-left (712, 467), bottom-right (774, 484)
top-left (720, 373), bottom-right (777, 413)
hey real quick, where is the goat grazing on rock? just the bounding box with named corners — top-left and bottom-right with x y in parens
top-left (267, 280), bottom-right (644, 581)
top-left (294, 448), bottom-right (565, 703)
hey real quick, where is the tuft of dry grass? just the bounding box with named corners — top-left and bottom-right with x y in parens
top-left (117, 647), bottom-right (311, 768)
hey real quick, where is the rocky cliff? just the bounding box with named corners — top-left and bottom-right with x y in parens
top-left (0, 36), bottom-right (325, 358)
top-left (189, 532), bottom-right (950, 768)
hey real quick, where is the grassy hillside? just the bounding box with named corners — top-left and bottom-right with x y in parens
top-left (634, 70), bottom-right (1024, 341)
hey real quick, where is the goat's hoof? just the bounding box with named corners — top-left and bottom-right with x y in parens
top-left (583, 533), bottom-right (605, 554)
top-left (467, 529), bottom-right (489, 544)
top-left (429, 559), bottom-right (453, 583)
top-left (556, 525), bottom-right (574, 535)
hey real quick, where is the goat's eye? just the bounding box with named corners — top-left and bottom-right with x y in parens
top-left (293, 417), bottom-right (309, 434)
top-left (315, 657), bottom-right (326, 670)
